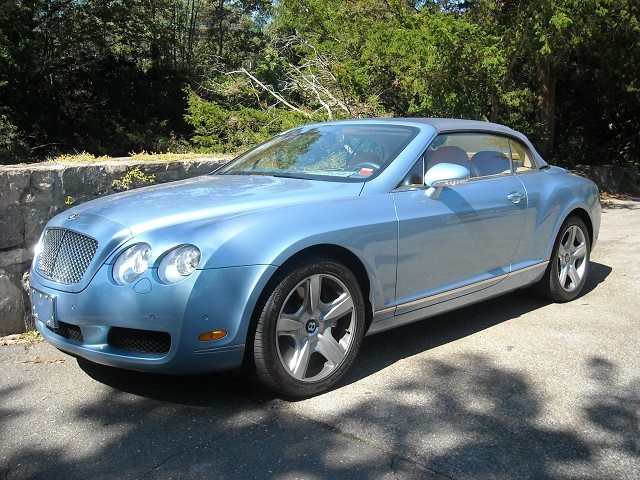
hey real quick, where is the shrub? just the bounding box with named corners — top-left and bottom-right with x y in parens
top-left (0, 114), bottom-right (30, 164)
top-left (112, 167), bottom-right (156, 191)
top-left (184, 91), bottom-right (313, 153)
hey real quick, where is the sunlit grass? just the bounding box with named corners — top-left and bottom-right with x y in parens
top-left (50, 151), bottom-right (110, 163)
top-left (49, 151), bottom-right (231, 163)
top-left (128, 151), bottom-right (230, 162)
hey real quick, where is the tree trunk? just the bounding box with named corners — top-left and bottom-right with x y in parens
top-left (537, 61), bottom-right (557, 158)
top-left (490, 92), bottom-right (499, 123)
top-left (217, 0), bottom-right (225, 60)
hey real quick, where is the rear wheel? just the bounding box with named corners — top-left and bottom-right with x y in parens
top-left (251, 255), bottom-right (365, 397)
top-left (538, 216), bottom-right (591, 302)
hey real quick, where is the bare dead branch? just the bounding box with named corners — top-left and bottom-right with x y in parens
top-left (226, 68), bottom-right (312, 117)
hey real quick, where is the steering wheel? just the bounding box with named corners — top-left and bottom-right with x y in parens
top-left (353, 161), bottom-right (381, 171)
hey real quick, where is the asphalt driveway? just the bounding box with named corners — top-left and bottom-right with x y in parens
top-left (1, 197), bottom-right (638, 480)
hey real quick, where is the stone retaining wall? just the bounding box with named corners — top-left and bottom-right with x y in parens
top-left (0, 158), bottom-right (226, 335)
top-left (572, 164), bottom-right (639, 194)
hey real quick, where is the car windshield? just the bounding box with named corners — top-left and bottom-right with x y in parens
top-left (216, 124), bottom-right (419, 182)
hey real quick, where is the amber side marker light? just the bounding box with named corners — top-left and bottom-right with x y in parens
top-left (198, 330), bottom-right (227, 341)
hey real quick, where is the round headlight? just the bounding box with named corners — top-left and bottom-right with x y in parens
top-left (158, 245), bottom-right (201, 284)
top-left (113, 243), bottom-right (152, 285)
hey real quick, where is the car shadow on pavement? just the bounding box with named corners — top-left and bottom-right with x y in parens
top-left (347, 260), bottom-right (612, 386)
top-left (13, 259), bottom-right (615, 479)
top-left (77, 357), bottom-right (275, 406)
top-left (583, 260), bottom-right (612, 294)
top-left (7, 258), bottom-right (635, 479)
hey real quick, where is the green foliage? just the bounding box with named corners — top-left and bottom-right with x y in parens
top-left (0, 329), bottom-right (42, 345)
top-left (20, 329), bottom-right (42, 344)
top-left (0, 0), bottom-right (638, 169)
top-left (185, 90), bottom-right (313, 153)
top-left (112, 167), bottom-right (157, 191)
top-left (0, 114), bottom-right (30, 164)
top-left (551, 0), bottom-right (640, 166)
top-left (361, 12), bottom-right (505, 118)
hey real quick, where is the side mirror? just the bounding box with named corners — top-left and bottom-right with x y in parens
top-left (424, 163), bottom-right (470, 199)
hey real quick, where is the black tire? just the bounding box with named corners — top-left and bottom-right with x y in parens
top-left (251, 255), bottom-right (365, 398)
top-left (538, 216), bottom-right (591, 302)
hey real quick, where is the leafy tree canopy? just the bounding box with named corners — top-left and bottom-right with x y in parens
top-left (0, 0), bottom-right (638, 168)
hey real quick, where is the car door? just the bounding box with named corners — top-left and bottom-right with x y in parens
top-left (392, 132), bottom-right (528, 315)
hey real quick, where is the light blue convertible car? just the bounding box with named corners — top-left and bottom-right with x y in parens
top-left (30, 119), bottom-right (601, 397)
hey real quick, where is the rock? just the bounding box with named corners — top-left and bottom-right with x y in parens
top-left (22, 270), bottom-right (30, 292)
top-left (24, 206), bottom-right (58, 247)
top-left (61, 165), bottom-right (112, 204)
top-left (22, 270), bottom-right (34, 331)
top-left (0, 209), bottom-right (24, 249)
top-left (0, 170), bottom-right (29, 206)
top-left (22, 170), bottom-right (57, 206)
top-left (0, 268), bottom-right (26, 335)
top-left (0, 248), bottom-right (30, 269)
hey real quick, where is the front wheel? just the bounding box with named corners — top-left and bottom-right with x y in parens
top-left (251, 255), bottom-right (366, 397)
top-left (538, 216), bottom-right (591, 302)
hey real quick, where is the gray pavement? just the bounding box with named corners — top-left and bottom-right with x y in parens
top-left (1, 197), bottom-right (639, 480)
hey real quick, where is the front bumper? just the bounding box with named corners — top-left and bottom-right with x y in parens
top-left (30, 263), bottom-right (276, 374)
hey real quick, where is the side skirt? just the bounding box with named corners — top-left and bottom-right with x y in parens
top-left (367, 262), bottom-right (548, 336)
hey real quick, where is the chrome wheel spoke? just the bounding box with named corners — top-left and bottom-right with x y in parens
top-left (322, 293), bottom-right (353, 325)
top-left (572, 242), bottom-right (587, 260)
top-left (289, 338), bottom-right (312, 380)
top-left (277, 314), bottom-right (304, 335)
top-left (316, 333), bottom-right (346, 367)
top-left (559, 264), bottom-right (569, 287)
top-left (276, 270), bottom-right (358, 383)
top-left (556, 223), bottom-right (588, 293)
top-left (306, 274), bottom-right (322, 313)
top-left (558, 242), bottom-right (568, 258)
top-left (565, 226), bottom-right (577, 250)
top-left (567, 264), bottom-right (580, 287)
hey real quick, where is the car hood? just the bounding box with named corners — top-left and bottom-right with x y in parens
top-left (65, 174), bottom-right (364, 235)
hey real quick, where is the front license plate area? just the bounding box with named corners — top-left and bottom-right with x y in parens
top-left (31, 289), bottom-right (57, 328)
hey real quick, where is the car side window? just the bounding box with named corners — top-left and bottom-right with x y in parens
top-left (509, 139), bottom-right (536, 172)
top-left (399, 132), bottom-right (519, 187)
top-left (426, 133), bottom-right (513, 178)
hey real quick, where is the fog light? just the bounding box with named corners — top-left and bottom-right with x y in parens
top-left (198, 330), bottom-right (227, 341)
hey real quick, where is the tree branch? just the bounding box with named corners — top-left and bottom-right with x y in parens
top-left (226, 68), bottom-right (312, 117)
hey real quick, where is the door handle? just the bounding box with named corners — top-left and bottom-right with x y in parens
top-left (507, 192), bottom-right (526, 204)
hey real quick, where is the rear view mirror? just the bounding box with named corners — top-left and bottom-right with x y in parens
top-left (424, 163), bottom-right (470, 199)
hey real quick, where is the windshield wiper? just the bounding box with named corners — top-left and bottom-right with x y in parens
top-left (270, 173), bottom-right (305, 179)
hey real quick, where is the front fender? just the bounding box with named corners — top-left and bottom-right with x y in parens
top-left (202, 194), bottom-right (399, 318)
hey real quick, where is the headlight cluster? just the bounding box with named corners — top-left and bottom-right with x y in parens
top-left (112, 243), bottom-right (201, 286)
top-left (158, 245), bottom-right (201, 284)
top-left (113, 243), bottom-right (152, 286)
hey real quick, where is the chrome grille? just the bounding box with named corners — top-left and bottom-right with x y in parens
top-left (38, 228), bottom-right (98, 284)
